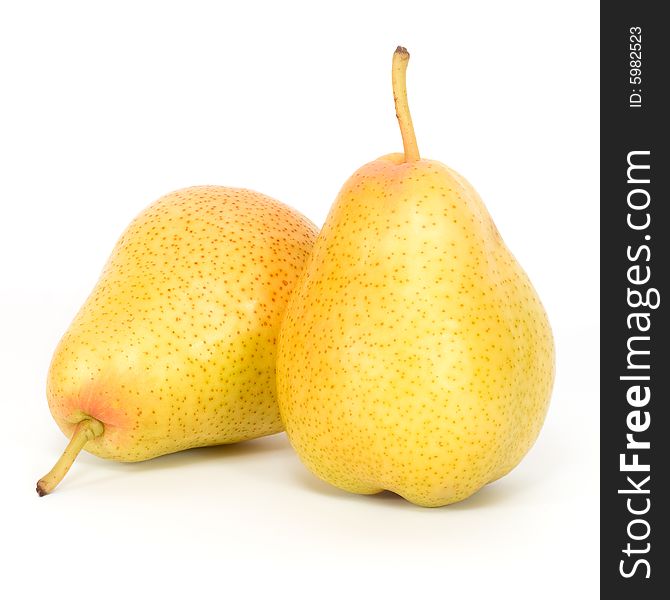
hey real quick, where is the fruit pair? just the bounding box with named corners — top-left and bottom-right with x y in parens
top-left (38, 48), bottom-right (554, 507)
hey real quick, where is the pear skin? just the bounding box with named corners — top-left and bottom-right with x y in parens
top-left (276, 48), bottom-right (554, 507)
top-left (38, 186), bottom-right (317, 495)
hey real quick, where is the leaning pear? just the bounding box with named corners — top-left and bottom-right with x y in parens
top-left (38, 186), bottom-right (317, 495)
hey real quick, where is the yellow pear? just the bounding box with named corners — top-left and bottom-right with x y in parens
top-left (276, 47), bottom-right (554, 507)
top-left (38, 186), bottom-right (317, 495)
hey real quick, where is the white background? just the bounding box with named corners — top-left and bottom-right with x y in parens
top-left (0, 1), bottom-right (599, 598)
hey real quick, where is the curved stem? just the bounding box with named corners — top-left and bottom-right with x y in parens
top-left (392, 46), bottom-right (420, 162)
top-left (37, 418), bottom-right (103, 496)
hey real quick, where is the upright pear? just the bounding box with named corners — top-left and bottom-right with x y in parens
top-left (276, 48), bottom-right (554, 507)
top-left (38, 186), bottom-right (317, 495)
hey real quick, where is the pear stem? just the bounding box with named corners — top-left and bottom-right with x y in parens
top-left (37, 418), bottom-right (103, 496)
top-left (392, 46), bottom-right (420, 162)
